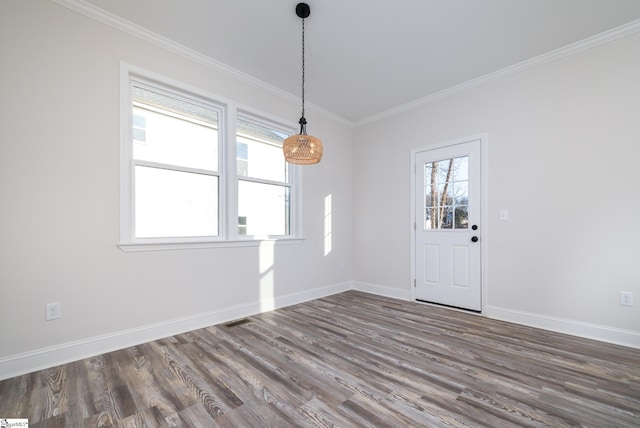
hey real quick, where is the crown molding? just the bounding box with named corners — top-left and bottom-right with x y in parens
top-left (50, 0), bottom-right (639, 129)
top-left (354, 18), bottom-right (640, 127)
top-left (49, 0), bottom-right (351, 127)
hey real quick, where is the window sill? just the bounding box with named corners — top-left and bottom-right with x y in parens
top-left (118, 237), bottom-right (305, 252)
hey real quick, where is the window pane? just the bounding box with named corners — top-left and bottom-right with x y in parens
top-left (132, 128), bottom-right (146, 142)
top-left (437, 159), bottom-right (454, 183)
top-left (135, 166), bottom-right (218, 238)
top-left (238, 181), bottom-right (289, 236)
top-left (133, 114), bottom-right (146, 128)
top-left (440, 207), bottom-right (454, 229)
top-left (424, 161), bottom-right (448, 185)
top-left (424, 163), bottom-right (434, 183)
top-left (453, 181), bottom-right (469, 205)
top-left (425, 208), bottom-right (433, 229)
top-left (132, 86), bottom-right (218, 172)
top-left (237, 119), bottom-right (287, 182)
top-left (453, 156), bottom-right (469, 181)
top-left (425, 190), bottom-right (434, 208)
top-left (426, 185), bottom-right (439, 208)
top-left (238, 216), bottom-right (247, 236)
top-left (455, 206), bottom-right (469, 229)
top-left (425, 183), bottom-right (454, 208)
top-left (425, 206), bottom-right (454, 230)
top-left (237, 142), bottom-right (248, 176)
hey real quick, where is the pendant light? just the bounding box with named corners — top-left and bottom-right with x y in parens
top-left (283, 2), bottom-right (323, 165)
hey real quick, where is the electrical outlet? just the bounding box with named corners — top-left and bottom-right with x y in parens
top-left (46, 303), bottom-right (61, 320)
top-left (620, 291), bottom-right (633, 307)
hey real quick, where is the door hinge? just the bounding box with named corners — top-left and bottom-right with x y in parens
top-left (414, 279), bottom-right (416, 288)
top-left (414, 221), bottom-right (416, 231)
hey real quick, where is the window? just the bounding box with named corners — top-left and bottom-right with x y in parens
top-left (236, 118), bottom-right (291, 237)
top-left (131, 85), bottom-right (220, 239)
top-left (120, 66), bottom-right (299, 250)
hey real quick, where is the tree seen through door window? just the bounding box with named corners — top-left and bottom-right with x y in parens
top-left (424, 156), bottom-right (469, 230)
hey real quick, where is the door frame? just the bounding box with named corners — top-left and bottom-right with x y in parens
top-left (410, 134), bottom-right (488, 312)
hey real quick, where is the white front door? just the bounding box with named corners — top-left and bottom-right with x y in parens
top-left (414, 139), bottom-right (482, 311)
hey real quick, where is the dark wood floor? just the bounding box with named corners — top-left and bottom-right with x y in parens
top-left (1, 291), bottom-right (639, 427)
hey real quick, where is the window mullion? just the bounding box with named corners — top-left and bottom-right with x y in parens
top-left (225, 103), bottom-right (238, 240)
top-left (133, 159), bottom-right (219, 177)
top-left (237, 175), bottom-right (291, 188)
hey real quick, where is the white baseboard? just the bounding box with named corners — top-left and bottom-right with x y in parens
top-left (485, 305), bottom-right (640, 350)
top-left (4, 283), bottom-right (636, 381)
top-left (352, 281), bottom-right (411, 301)
top-left (354, 282), bottom-right (640, 349)
top-left (0, 281), bottom-right (352, 381)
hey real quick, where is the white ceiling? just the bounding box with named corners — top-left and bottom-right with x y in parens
top-left (80, 0), bottom-right (640, 124)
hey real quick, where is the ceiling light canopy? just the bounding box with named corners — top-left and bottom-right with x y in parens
top-left (283, 2), bottom-right (323, 165)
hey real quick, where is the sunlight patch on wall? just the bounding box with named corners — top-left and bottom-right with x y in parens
top-left (259, 240), bottom-right (276, 311)
top-left (324, 194), bottom-right (332, 256)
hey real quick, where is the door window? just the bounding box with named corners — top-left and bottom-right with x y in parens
top-left (423, 156), bottom-right (469, 230)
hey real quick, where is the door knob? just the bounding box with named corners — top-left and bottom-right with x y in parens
top-left (471, 236), bottom-right (479, 242)
top-left (472, 225), bottom-right (478, 230)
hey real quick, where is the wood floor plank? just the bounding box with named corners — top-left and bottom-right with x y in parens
top-left (1, 290), bottom-right (639, 427)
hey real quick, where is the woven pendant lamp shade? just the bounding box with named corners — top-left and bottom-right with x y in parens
top-left (283, 133), bottom-right (323, 165)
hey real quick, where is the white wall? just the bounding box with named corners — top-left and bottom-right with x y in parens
top-left (0, 0), bottom-right (353, 378)
top-left (1, 1), bottom-right (638, 380)
top-left (353, 31), bottom-right (640, 346)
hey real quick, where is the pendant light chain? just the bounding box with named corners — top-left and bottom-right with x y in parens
top-left (300, 17), bottom-right (306, 133)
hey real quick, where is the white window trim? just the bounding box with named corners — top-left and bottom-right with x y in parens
top-left (118, 63), bottom-right (303, 252)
